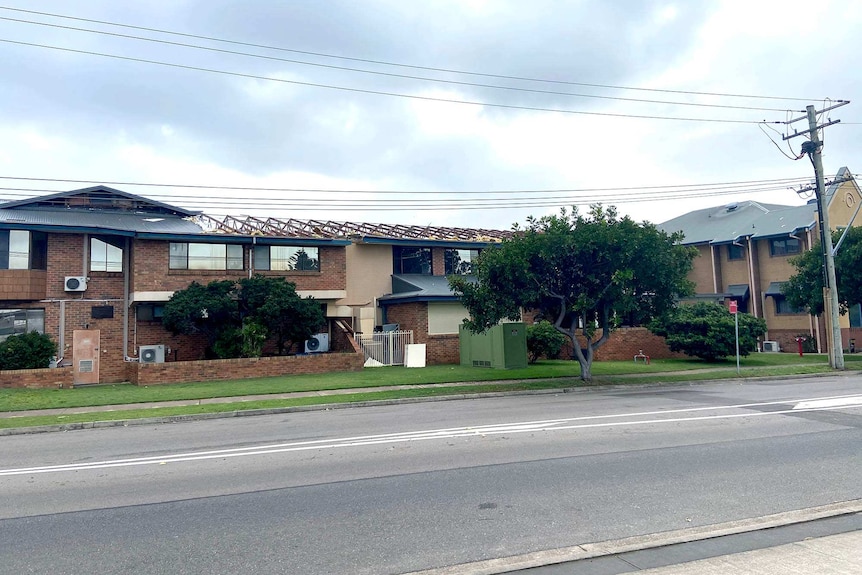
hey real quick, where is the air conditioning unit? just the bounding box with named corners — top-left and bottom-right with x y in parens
top-left (304, 333), bottom-right (330, 353)
top-left (139, 344), bottom-right (166, 363)
top-left (763, 341), bottom-right (781, 353)
top-left (64, 276), bottom-right (88, 292)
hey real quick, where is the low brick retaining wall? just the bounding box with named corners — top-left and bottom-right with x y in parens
top-left (127, 351), bottom-right (365, 386)
top-left (0, 367), bottom-right (73, 389)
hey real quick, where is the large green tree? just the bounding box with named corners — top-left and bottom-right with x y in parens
top-left (162, 280), bottom-right (237, 357)
top-left (783, 226), bottom-right (862, 315)
top-left (450, 206), bottom-right (696, 382)
top-left (163, 277), bottom-right (325, 358)
top-left (649, 302), bottom-right (767, 361)
top-left (238, 276), bottom-right (325, 355)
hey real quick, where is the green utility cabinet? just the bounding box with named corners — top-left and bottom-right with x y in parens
top-left (459, 322), bottom-right (528, 369)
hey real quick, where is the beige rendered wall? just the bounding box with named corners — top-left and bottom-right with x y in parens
top-left (427, 302), bottom-right (469, 335)
top-left (341, 243), bottom-right (392, 331)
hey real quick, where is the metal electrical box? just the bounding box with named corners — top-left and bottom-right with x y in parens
top-left (459, 322), bottom-right (527, 369)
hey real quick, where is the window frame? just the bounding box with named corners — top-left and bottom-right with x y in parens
top-left (0, 230), bottom-right (48, 270)
top-left (769, 237), bottom-right (801, 257)
top-left (169, 242), bottom-right (244, 271)
top-left (393, 246), bottom-right (432, 275)
top-left (254, 245), bottom-right (320, 272)
top-left (0, 308), bottom-right (45, 342)
top-left (444, 248), bottom-right (480, 275)
top-left (774, 296), bottom-right (804, 315)
top-left (90, 237), bottom-right (124, 272)
top-left (727, 243), bottom-right (745, 261)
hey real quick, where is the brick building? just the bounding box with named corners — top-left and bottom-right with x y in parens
top-left (0, 186), bottom-right (510, 383)
top-left (658, 168), bottom-right (862, 352)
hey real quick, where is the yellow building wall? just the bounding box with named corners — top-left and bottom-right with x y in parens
top-left (690, 244), bottom-right (715, 293)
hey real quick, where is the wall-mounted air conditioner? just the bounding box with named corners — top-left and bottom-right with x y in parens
top-left (762, 341), bottom-right (780, 352)
top-left (65, 276), bottom-right (88, 292)
top-left (304, 333), bottom-right (330, 353)
top-left (139, 344), bottom-right (166, 363)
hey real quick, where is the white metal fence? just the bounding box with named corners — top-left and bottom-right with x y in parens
top-left (355, 330), bottom-right (414, 366)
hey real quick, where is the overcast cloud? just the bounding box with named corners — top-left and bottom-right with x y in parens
top-left (0, 0), bottom-right (859, 230)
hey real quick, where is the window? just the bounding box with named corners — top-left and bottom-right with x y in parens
top-left (90, 237), bottom-right (124, 272)
top-left (445, 248), bottom-right (479, 275)
top-left (136, 304), bottom-right (165, 322)
top-left (169, 243), bottom-right (243, 270)
top-left (774, 297), bottom-right (804, 315)
top-left (727, 244), bottom-right (745, 260)
top-left (770, 237), bottom-right (801, 257)
top-left (0, 230), bottom-right (47, 270)
top-left (0, 308), bottom-right (44, 342)
top-left (393, 246), bottom-right (432, 275)
top-left (254, 245), bottom-right (319, 271)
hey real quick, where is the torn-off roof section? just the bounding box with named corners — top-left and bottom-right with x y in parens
top-left (0, 186), bottom-right (200, 218)
top-left (749, 204), bottom-right (817, 239)
top-left (197, 215), bottom-right (514, 242)
top-left (658, 201), bottom-right (789, 245)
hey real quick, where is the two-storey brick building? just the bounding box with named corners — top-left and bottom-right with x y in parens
top-left (0, 186), bottom-right (509, 384)
top-left (658, 168), bottom-right (862, 352)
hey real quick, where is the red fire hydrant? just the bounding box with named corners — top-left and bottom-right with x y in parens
top-left (795, 336), bottom-right (807, 357)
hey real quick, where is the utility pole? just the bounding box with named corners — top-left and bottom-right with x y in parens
top-left (783, 102), bottom-right (848, 369)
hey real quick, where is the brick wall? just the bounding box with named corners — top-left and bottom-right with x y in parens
top-left (131, 241), bottom-right (347, 293)
top-left (127, 351), bottom-right (364, 385)
top-left (382, 302), bottom-right (457, 365)
top-left (556, 327), bottom-right (684, 361)
top-left (0, 367), bottom-right (73, 389)
top-left (426, 334), bottom-right (459, 364)
top-left (0, 269), bottom-right (47, 299)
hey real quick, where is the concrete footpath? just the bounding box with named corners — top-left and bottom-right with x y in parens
top-left (402, 501), bottom-right (862, 575)
top-left (629, 530), bottom-right (861, 574)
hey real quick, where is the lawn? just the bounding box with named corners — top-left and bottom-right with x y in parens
top-left (2, 352), bottom-right (858, 415)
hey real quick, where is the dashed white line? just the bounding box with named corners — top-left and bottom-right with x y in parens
top-left (1, 392), bottom-right (860, 476)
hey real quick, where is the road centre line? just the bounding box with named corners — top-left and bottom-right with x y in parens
top-left (2, 393), bottom-right (860, 476)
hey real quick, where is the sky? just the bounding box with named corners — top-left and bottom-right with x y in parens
top-left (0, 0), bottom-right (860, 232)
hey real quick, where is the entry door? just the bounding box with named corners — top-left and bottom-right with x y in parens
top-left (72, 330), bottom-right (100, 385)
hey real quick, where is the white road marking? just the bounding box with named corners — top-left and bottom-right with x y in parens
top-left (1, 392), bottom-right (861, 476)
top-left (793, 395), bottom-right (862, 410)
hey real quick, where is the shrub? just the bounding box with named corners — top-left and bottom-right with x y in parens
top-left (526, 321), bottom-right (568, 363)
top-left (650, 302), bottom-right (767, 361)
top-left (0, 332), bottom-right (57, 370)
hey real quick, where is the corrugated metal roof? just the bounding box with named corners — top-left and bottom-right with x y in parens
top-left (0, 208), bottom-right (205, 235)
top-left (0, 185), bottom-right (200, 217)
top-left (658, 201), bottom-right (811, 245)
top-left (378, 274), bottom-right (472, 303)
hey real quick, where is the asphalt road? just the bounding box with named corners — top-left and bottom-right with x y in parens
top-left (1, 375), bottom-right (861, 575)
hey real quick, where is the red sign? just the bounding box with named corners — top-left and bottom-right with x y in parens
top-left (729, 300), bottom-right (738, 314)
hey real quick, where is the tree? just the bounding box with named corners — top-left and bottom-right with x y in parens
top-left (783, 226), bottom-right (862, 315)
top-left (526, 320), bottom-right (567, 363)
top-left (0, 332), bottom-right (56, 370)
top-left (649, 302), bottom-right (766, 361)
top-left (451, 206), bottom-right (696, 382)
top-left (238, 276), bottom-right (325, 355)
top-left (162, 280), bottom-right (239, 358)
top-left (163, 277), bottom-right (327, 358)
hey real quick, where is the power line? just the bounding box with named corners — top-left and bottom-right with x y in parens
top-left (0, 5), bottom-right (826, 103)
top-left (0, 15), bottom-right (807, 114)
top-left (0, 38), bottom-right (789, 124)
top-left (0, 184), bottom-right (817, 212)
top-left (0, 175), bottom-right (813, 195)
